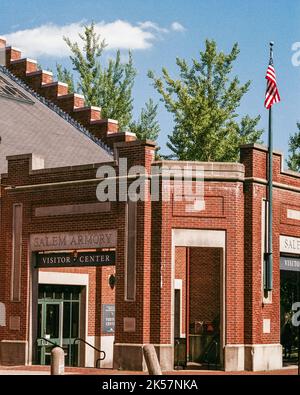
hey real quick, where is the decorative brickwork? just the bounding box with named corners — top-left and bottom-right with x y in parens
top-left (1, 34), bottom-right (300, 372)
top-left (0, 38), bottom-right (136, 149)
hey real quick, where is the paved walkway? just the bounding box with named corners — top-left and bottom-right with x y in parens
top-left (0, 365), bottom-right (298, 375)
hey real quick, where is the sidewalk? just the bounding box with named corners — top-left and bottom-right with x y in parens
top-left (0, 365), bottom-right (298, 375)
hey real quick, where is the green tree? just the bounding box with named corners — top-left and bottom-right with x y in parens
top-left (64, 22), bottom-right (106, 106)
top-left (63, 22), bottom-right (138, 131)
top-left (130, 99), bottom-right (160, 141)
top-left (56, 63), bottom-right (74, 93)
top-left (287, 123), bottom-right (300, 172)
top-left (148, 40), bottom-right (263, 161)
top-left (97, 50), bottom-right (136, 130)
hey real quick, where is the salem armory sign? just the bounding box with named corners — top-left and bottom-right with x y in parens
top-left (280, 236), bottom-right (300, 272)
top-left (280, 235), bottom-right (300, 254)
top-left (30, 230), bottom-right (117, 251)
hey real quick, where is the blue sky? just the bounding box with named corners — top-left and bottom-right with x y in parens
top-left (1, 0), bottom-right (299, 161)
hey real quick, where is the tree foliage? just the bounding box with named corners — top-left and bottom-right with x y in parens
top-left (61, 23), bottom-right (136, 130)
top-left (287, 122), bottom-right (300, 172)
top-left (130, 99), bottom-right (160, 141)
top-left (97, 50), bottom-right (136, 130)
top-left (148, 40), bottom-right (263, 161)
top-left (56, 63), bottom-right (74, 93)
top-left (63, 22), bottom-right (106, 107)
top-left (60, 22), bottom-right (159, 137)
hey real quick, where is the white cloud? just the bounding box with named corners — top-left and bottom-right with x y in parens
top-left (138, 21), bottom-right (169, 34)
top-left (2, 19), bottom-right (180, 58)
top-left (171, 22), bottom-right (186, 32)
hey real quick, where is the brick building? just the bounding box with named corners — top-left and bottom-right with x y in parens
top-left (0, 38), bottom-right (299, 372)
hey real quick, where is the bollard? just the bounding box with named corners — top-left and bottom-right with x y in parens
top-left (51, 346), bottom-right (65, 375)
top-left (143, 344), bottom-right (162, 375)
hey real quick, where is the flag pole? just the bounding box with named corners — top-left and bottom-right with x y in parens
top-left (266, 41), bottom-right (274, 291)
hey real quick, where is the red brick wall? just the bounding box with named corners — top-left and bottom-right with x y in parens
top-left (3, 143), bottom-right (300, 365)
top-left (241, 145), bottom-right (300, 346)
top-left (113, 141), bottom-right (155, 345)
top-left (0, 142), bottom-right (155, 347)
top-left (189, 247), bottom-right (221, 326)
top-left (151, 178), bottom-right (245, 346)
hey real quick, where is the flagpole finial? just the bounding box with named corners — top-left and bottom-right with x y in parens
top-left (269, 42), bottom-right (274, 61)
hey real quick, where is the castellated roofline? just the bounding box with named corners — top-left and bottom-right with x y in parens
top-left (0, 37), bottom-right (139, 150)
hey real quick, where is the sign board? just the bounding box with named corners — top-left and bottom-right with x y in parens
top-left (30, 230), bottom-right (117, 251)
top-left (36, 251), bottom-right (115, 268)
top-left (102, 304), bottom-right (115, 334)
top-left (280, 235), bottom-right (300, 254)
top-left (280, 256), bottom-right (300, 272)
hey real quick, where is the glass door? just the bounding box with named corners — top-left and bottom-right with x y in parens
top-left (62, 299), bottom-right (80, 366)
top-left (37, 302), bottom-right (62, 365)
top-left (37, 285), bottom-right (81, 366)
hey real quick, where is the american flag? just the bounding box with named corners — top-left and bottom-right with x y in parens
top-left (264, 60), bottom-right (280, 109)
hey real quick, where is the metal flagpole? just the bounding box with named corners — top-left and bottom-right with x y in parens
top-left (266, 42), bottom-right (274, 291)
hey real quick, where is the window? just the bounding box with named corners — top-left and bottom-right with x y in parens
top-left (0, 75), bottom-right (34, 104)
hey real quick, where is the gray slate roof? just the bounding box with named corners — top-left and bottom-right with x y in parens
top-left (0, 69), bottom-right (112, 174)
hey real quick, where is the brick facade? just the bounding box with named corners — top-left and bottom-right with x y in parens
top-left (189, 247), bottom-right (221, 326)
top-left (0, 37), bottom-right (300, 372)
top-left (0, 136), bottom-right (299, 372)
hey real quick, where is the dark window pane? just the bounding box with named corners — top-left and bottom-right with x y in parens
top-left (71, 303), bottom-right (79, 338)
top-left (45, 304), bottom-right (59, 338)
top-left (63, 345), bottom-right (69, 366)
top-left (45, 354), bottom-right (51, 365)
top-left (63, 302), bottom-right (71, 338)
top-left (37, 304), bottom-right (42, 338)
top-left (45, 291), bottom-right (53, 299)
top-left (71, 290), bottom-right (80, 301)
top-left (37, 346), bottom-right (41, 364)
top-left (71, 344), bottom-right (78, 367)
top-left (63, 290), bottom-right (71, 300)
top-left (54, 292), bottom-right (62, 300)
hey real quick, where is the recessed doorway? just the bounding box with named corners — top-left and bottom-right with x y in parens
top-left (37, 284), bottom-right (81, 366)
top-left (174, 246), bottom-right (222, 369)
